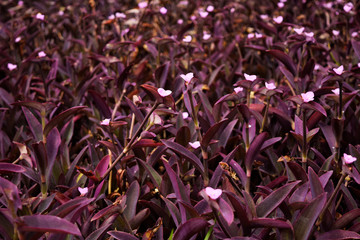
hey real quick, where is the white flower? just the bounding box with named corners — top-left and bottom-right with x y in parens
top-left (244, 73), bottom-right (257, 81)
top-left (332, 88), bottom-right (340, 95)
top-left (38, 51), bottom-right (46, 58)
top-left (332, 30), bottom-right (340, 36)
top-left (203, 32), bottom-right (211, 40)
top-left (301, 91), bottom-right (314, 102)
top-left (206, 5), bottom-right (214, 12)
top-left (265, 82), bottom-right (276, 90)
top-left (314, 64), bottom-right (320, 71)
top-left (323, 2), bottom-right (332, 8)
top-left (294, 27), bottom-right (305, 34)
top-left (157, 88), bottom-right (172, 97)
top-left (199, 9), bottom-right (208, 18)
top-left (304, 32), bottom-right (314, 37)
top-left (180, 72), bottom-right (194, 84)
top-left (358, 63), bottom-right (360, 68)
top-left (183, 35), bottom-right (192, 43)
top-left (343, 153), bottom-right (357, 164)
top-left (150, 112), bottom-right (162, 125)
top-left (115, 12), bottom-right (126, 18)
top-left (138, 2), bottom-right (148, 8)
top-left (7, 63), bottom-right (17, 71)
top-left (343, 2), bottom-right (353, 12)
top-left (15, 36), bottom-right (21, 42)
top-left (255, 33), bottom-right (263, 38)
top-left (234, 87), bottom-right (243, 93)
top-left (100, 118), bottom-right (110, 126)
top-left (248, 33), bottom-right (255, 39)
top-left (78, 187), bottom-right (88, 196)
top-left (352, 32), bottom-right (358, 38)
top-left (205, 187), bottom-right (222, 200)
top-left (333, 65), bottom-right (344, 75)
top-left (189, 141), bottom-right (201, 149)
top-left (108, 14), bottom-right (115, 20)
top-left (182, 112), bottom-right (189, 119)
top-left (160, 7), bottom-right (167, 15)
top-left (35, 13), bottom-right (45, 20)
top-left (260, 14), bottom-right (268, 20)
top-left (273, 16), bottom-right (283, 24)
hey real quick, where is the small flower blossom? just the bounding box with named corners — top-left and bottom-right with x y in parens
top-left (158, 88), bottom-right (172, 97)
top-left (333, 65), bottom-right (344, 75)
top-left (35, 13), bottom-right (45, 20)
top-left (277, 2), bottom-right (285, 8)
top-left (248, 33), bottom-right (255, 39)
top-left (189, 141), bottom-right (201, 149)
top-left (332, 88), bottom-right (340, 95)
top-left (100, 118), bottom-right (110, 126)
top-left (108, 14), bottom-right (115, 20)
top-left (15, 36), bottom-right (21, 42)
top-left (115, 12), bottom-right (126, 18)
top-left (150, 112), bottom-right (162, 125)
top-left (203, 32), bottom-right (211, 40)
top-left (177, 19), bottom-right (184, 24)
top-left (199, 9), bottom-right (208, 18)
top-left (58, 10), bottom-right (64, 16)
top-left (234, 87), bottom-right (243, 93)
top-left (244, 73), bottom-right (257, 81)
top-left (7, 63), bottom-right (17, 71)
top-left (343, 2), bottom-right (353, 12)
top-left (18, 1), bottom-right (24, 6)
top-left (260, 14), bottom-right (268, 20)
top-left (304, 32), bottom-right (314, 38)
top-left (160, 7), bottom-right (167, 15)
top-left (265, 82), bottom-right (276, 90)
top-left (230, 8), bottom-right (235, 13)
top-left (301, 91), bottom-right (314, 102)
top-left (206, 5), bottom-right (214, 12)
top-left (273, 16), bottom-right (283, 24)
top-left (205, 187), bottom-right (222, 200)
top-left (352, 32), bottom-right (358, 38)
top-left (255, 33), bottom-right (263, 38)
top-left (182, 112), bottom-right (189, 119)
top-left (332, 30), bottom-right (340, 36)
top-left (323, 2), bottom-right (333, 8)
top-left (138, 2), bottom-right (148, 8)
top-left (78, 187), bottom-right (88, 196)
top-left (180, 72), bottom-right (194, 84)
top-left (183, 35), bottom-right (192, 43)
top-left (314, 64), bottom-right (320, 71)
top-left (343, 153), bottom-right (357, 165)
top-left (358, 63), bottom-right (360, 68)
top-left (190, 15), bottom-right (197, 21)
top-left (38, 51), bottom-right (46, 58)
top-left (294, 27), bottom-right (304, 34)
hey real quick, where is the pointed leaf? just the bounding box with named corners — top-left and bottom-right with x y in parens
top-left (316, 230), bottom-right (360, 240)
top-left (201, 119), bottom-right (227, 148)
top-left (293, 193), bottom-right (327, 240)
top-left (0, 177), bottom-right (22, 212)
top-left (108, 231), bottom-right (138, 240)
top-left (0, 163), bottom-right (25, 173)
top-left (308, 167), bottom-right (324, 199)
top-left (245, 132), bottom-right (268, 171)
top-left (137, 159), bottom-right (162, 189)
top-left (250, 218), bottom-right (292, 229)
top-left (173, 217), bottom-right (209, 240)
top-left (123, 181), bottom-right (140, 220)
top-left (219, 198), bottom-right (234, 225)
top-left (256, 181), bottom-right (300, 217)
top-left (301, 102), bottom-right (327, 117)
top-left (267, 49), bottom-right (297, 76)
top-left (46, 128), bottom-right (61, 180)
top-left (175, 126), bottom-right (191, 147)
top-left (16, 215), bottom-right (81, 235)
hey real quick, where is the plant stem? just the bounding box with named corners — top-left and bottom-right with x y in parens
top-left (101, 101), bottom-right (159, 181)
top-left (316, 173), bottom-right (347, 226)
top-left (260, 96), bottom-right (271, 133)
top-left (338, 81), bottom-right (343, 119)
top-left (302, 108), bottom-right (307, 170)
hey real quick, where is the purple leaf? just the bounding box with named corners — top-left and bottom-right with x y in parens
top-left (260, 137), bottom-right (282, 151)
top-left (218, 119), bottom-right (238, 147)
top-left (208, 64), bottom-right (224, 86)
top-left (22, 106), bottom-right (43, 141)
top-left (43, 106), bottom-right (87, 138)
top-left (250, 218), bottom-right (292, 229)
top-left (256, 181), bottom-right (300, 217)
top-left (245, 132), bottom-right (268, 171)
top-left (225, 192), bottom-right (251, 235)
top-left (201, 119), bottom-right (227, 148)
top-left (308, 167), bottom-right (324, 199)
top-left (46, 128), bottom-right (61, 180)
top-left (351, 39), bottom-right (360, 59)
top-left (137, 159), bottom-right (162, 189)
top-left (301, 102), bottom-right (327, 117)
top-left (175, 126), bottom-right (191, 147)
top-left (0, 176), bottom-right (22, 212)
top-left (293, 193), bottom-right (326, 240)
top-left (0, 163), bottom-right (25, 173)
top-left (333, 208), bottom-right (360, 229)
top-left (16, 215), bottom-right (81, 236)
top-left (219, 198), bottom-right (234, 225)
top-left (160, 195), bottom-right (181, 227)
top-left (32, 141), bottom-right (48, 179)
top-left (316, 230), bottom-right (360, 240)
top-left (155, 62), bottom-right (170, 88)
top-left (161, 140), bottom-right (204, 175)
top-left (123, 181), bottom-right (140, 220)
top-left (132, 139), bottom-right (163, 148)
top-left (108, 231), bottom-right (138, 240)
top-left (173, 217), bottom-right (209, 240)
top-left (267, 49), bottom-right (297, 76)
top-left (88, 90), bottom-right (112, 118)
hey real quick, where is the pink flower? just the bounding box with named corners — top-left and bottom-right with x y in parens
top-left (78, 187), bottom-right (88, 196)
top-left (352, 32), bottom-right (358, 38)
top-left (115, 12), bottom-right (126, 18)
top-left (230, 8), bottom-right (235, 13)
top-left (158, 88), bottom-right (172, 97)
top-left (35, 13), bottom-right (45, 20)
top-left (234, 87), bottom-right (243, 93)
top-left (38, 51), bottom-right (46, 58)
top-left (205, 187), bottom-right (222, 200)
top-left (265, 82), bottom-right (276, 90)
top-left (138, 2), bottom-right (148, 8)
top-left (273, 16), bottom-right (283, 24)
top-left (206, 5), bottom-right (214, 12)
top-left (100, 118), bottom-right (110, 126)
top-left (260, 14), bottom-right (268, 20)
top-left (244, 73), bottom-right (256, 81)
top-left (333, 65), bottom-right (344, 75)
top-left (58, 10), bottom-right (64, 16)
top-left (203, 32), bottom-right (211, 40)
top-left (182, 112), bottom-right (189, 119)
top-left (343, 2), bottom-right (353, 12)
top-left (301, 91), bottom-right (314, 102)
top-left (180, 72), bottom-right (194, 84)
top-left (255, 33), bottom-right (263, 38)
top-left (190, 15), bottom-right (197, 21)
top-left (199, 9), bottom-right (208, 18)
top-left (7, 63), bottom-right (17, 71)
top-left (18, 1), bottom-right (24, 6)
top-left (358, 63), bottom-right (360, 68)
top-left (183, 35), bottom-right (192, 43)
top-left (247, 33), bottom-right (255, 39)
top-left (189, 141), bottom-right (201, 149)
top-left (304, 32), bottom-right (314, 38)
top-left (277, 2), bottom-right (284, 8)
top-left (294, 27), bottom-right (304, 34)
top-left (160, 7), bottom-right (167, 15)
top-left (150, 112), bottom-right (162, 125)
top-left (15, 36), bottom-right (21, 42)
top-left (343, 153), bottom-right (357, 164)
top-left (332, 88), bottom-right (340, 95)
top-left (177, 19), bottom-right (184, 24)
top-left (108, 14), bottom-right (115, 20)
top-left (332, 30), bottom-right (340, 36)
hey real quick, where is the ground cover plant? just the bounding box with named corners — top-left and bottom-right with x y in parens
top-left (1, 0), bottom-right (360, 239)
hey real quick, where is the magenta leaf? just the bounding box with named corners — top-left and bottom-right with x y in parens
top-left (123, 181), bottom-right (140, 221)
top-left (267, 49), bottom-right (297, 76)
top-left (0, 176), bottom-right (22, 212)
top-left (137, 159), bottom-right (162, 189)
top-left (308, 167), bottom-right (324, 199)
top-left (108, 231), bottom-right (138, 240)
top-left (16, 215), bottom-right (81, 236)
top-left (245, 132), bottom-right (268, 171)
top-left (0, 163), bottom-right (25, 173)
top-left (316, 230), bottom-right (360, 240)
top-left (250, 218), bottom-right (292, 229)
top-left (45, 128), bottom-right (61, 180)
top-left (201, 118), bottom-right (227, 148)
top-left (173, 217), bottom-right (209, 240)
top-left (218, 198), bottom-right (234, 225)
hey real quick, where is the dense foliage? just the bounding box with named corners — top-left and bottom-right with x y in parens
top-left (1, 0), bottom-right (360, 239)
